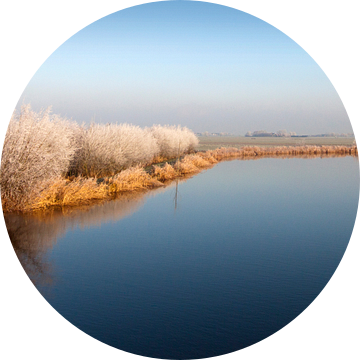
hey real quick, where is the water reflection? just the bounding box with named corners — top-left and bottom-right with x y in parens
top-left (3, 156), bottom-right (358, 359)
top-left (5, 186), bottom-right (176, 286)
top-left (3, 154), bottom-right (357, 287)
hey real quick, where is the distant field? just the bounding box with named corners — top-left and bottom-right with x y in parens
top-left (196, 136), bottom-right (356, 151)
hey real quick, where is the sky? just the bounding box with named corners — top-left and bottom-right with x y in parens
top-left (17, 1), bottom-right (352, 135)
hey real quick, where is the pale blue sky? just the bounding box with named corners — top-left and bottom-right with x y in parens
top-left (18, 1), bottom-right (352, 134)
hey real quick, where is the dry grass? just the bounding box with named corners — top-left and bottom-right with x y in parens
top-left (27, 166), bottom-right (164, 211)
top-left (153, 154), bottom-right (213, 181)
top-left (153, 163), bottom-right (178, 181)
top-left (110, 166), bottom-right (164, 192)
top-left (151, 155), bottom-right (171, 165)
top-left (183, 154), bottom-right (212, 168)
top-left (206, 145), bottom-right (358, 160)
top-left (196, 135), bottom-right (356, 150)
top-left (9, 157), bottom-right (209, 211)
top-left (30, 178), bottom-right (110, 210)
top-left (174, 157), bottom-right (199, 175)
top-left (197, 151), bottom-right (219, 164)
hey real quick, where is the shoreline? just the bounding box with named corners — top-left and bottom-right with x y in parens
top-left (196, 135), bottom-right (356, 150)
top-left (2, 145), bottom-right (357, 213)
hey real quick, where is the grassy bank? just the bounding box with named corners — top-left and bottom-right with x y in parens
top-left (0, 105), bottom-right (198, 211)
top-left (196, 135), bottom-right (356, 150)
top-left (2, 155), bottom-right (212, 212)
top-left (2, 145), bottom-right (358, 212)
top-left (204, 145), bottom-right (358, 158)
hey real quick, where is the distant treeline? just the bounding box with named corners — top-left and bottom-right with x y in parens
top-left (196, 132), bottom-right (234, 136)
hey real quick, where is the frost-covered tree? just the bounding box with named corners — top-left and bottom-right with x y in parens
top-left (1, 105), bottom-right (77, 210)
top-left (276, 129), bottom-right (290, 137)
top-left (150, 125), bottom-right (198, 158)
top-left (70, 124), bottom-right (126, 177)
top-left (71, 123), bottom-right (160, 177)
top-left (115, 124), bottom-right (159, 167)
top-left (1, 104), bottom-right (200, 210)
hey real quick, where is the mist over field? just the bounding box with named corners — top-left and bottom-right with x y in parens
top-left (17, 1), bottom-right (352, 135)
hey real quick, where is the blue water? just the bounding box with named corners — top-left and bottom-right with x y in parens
top-left (7, 157), bottom-right (359, 359)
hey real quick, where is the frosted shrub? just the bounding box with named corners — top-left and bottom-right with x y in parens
top-left (1, 104), bottom-right (200, 211)
top-left (179, 126), bottom-right (199, 153)
top-left (150, 125), bottom-right (199, 158)
top-left (1, 105), bottom-right (77, 210)
top-left (71, 123), bottom-right (159, 177)
top-left (71, 124), bottom-right (125, 177)
top-left (115, 124), bottom-right (159, 167)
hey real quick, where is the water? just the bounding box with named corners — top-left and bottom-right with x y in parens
top-left (6, 157), bottom-right (359, 359)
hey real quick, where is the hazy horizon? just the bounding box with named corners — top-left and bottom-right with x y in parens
top-left (17, 1), bottom-right (352, 135)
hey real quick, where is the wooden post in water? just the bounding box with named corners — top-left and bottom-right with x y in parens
top-left (174, 179), bottom-right (178, 211)
top-left (174, 138), bottom-right (182, 212)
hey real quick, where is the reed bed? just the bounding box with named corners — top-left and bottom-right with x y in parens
top-left (204, 145), bottom-right (358, 160)
top-left (109, 166), bottom-right (163, 192)
top-left (7, 155), bottom-right (209, 211)
top-left (173, 157), bottom-right (200, 175)
top-left (10, 145), bottom-right (357, 213)
top-left (27, 167), bottom-right (164, 211)
top-left (153, 163), bottom-right (178, 181)
top-left (30, 178), bottom-right (110, 210)
top-left (197, 151), bottom-right (219, 164)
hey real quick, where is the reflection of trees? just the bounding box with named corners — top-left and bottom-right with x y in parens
top-left (5, 191), bottom-right (155, 287)
top-left (5, 212), bottom-right (61, 287)
top-left (52, 191), bottom-right (147, 229)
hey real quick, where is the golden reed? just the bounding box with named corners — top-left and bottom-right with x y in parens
top-left (2, 145), bottom-right (357, 212)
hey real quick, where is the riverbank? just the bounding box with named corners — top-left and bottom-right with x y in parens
top-left (2, 145), bottom-right (357, 213)
top-left (196, 135), bottom-right (356, 150)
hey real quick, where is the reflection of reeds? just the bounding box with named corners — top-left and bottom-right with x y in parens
top-left (5, 181), bottom-right (191, 286)
top-left (5, 212), bottom-right (66, 287)
top-left (2, 145), bottom-right (357, 213)
top-left (4, 191), bottom-right (149, 286)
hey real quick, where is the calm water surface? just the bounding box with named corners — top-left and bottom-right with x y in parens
top-left (7, 157), bottom-right (359, 359)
